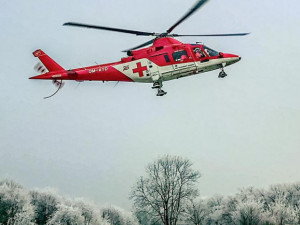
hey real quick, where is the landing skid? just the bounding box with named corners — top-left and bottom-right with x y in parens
top-left (152, 81), bottom-right (167, 96)
top-left (218, 67), bottom-right (227, 78)
top-left (157, 88), bottom-right (167, 96)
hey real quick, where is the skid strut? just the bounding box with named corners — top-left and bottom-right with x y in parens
top-left (152, 81), bottom-right (167, 96)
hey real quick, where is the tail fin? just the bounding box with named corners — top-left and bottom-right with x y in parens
top-left (33, 49), bottom-right (64, 72)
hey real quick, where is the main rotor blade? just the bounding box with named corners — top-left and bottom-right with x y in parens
top-left (167, 0), bottom-right (209, 34)
top-left (63, 22), bottom-right (155, 36)
top-left (122, 38), bottom-right (156, 52)
top-left (173, 32), bottom-right (250, 37)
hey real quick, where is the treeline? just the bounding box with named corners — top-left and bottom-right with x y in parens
top-left (183, 183), bottom-right (300, 225)
top-left (0, 179), bottom-right (138, 225)
top-left (2, 179), bottom-right (300, 225)
top-left (2, 154), bottom-right (300, 225)
top-left (130, 155), bottom-right (300, 225)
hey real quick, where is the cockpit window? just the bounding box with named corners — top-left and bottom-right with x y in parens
top-left (173, 50), bottom-right (188, 61)
top-left (203, 45), bottom-right (219, 57)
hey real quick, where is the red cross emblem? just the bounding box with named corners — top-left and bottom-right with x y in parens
top-left (132, 62), bottom-right (147, 77)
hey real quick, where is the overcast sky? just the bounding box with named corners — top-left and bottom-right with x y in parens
top-left (1, 0), bottom-right (300, 210)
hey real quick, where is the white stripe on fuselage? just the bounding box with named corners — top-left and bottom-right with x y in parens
top-left (113, 59), bottom-right (152, 83)
top-left (113, 57), bottom-right (239, 83)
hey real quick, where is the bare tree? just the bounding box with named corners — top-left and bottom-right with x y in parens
top-left (130, 155), bottom-right (201, 225)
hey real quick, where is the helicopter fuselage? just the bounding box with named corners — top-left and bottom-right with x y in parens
top-left (30, 0), bottom-right (249, 97)
top-left (30, 37), bottom-right (241, 84)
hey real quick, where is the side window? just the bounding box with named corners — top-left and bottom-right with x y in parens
top-left (164, 54), bottom-right (170, 63)
top-left (173, 50), bottom-right (188, 61)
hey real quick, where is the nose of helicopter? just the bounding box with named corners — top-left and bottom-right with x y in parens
top-left (236, 55), bottom-right (242, 63)
top-left (220, 53), bottom-right (241, 65)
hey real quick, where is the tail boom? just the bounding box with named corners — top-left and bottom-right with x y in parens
top-left (29, 70), bottom-right (77, 80)
top-left (30, 49), bottom-right (133, 82)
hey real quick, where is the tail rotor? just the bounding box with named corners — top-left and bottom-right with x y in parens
top-left (31, 49), bottom-right (66, 99)
top-left (34, 62), bottom-right (47, 74)
top-left (43, 80), bottom-right (65, 99)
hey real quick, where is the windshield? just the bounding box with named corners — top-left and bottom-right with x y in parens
top-left (203, 45), bottom-right (219, 57)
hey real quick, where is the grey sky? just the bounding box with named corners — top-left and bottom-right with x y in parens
top-left (1, 0), bottom-right (300, 210)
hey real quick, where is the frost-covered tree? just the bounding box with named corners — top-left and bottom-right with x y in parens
top-left (260, 183), bottom-right (300, 224)
top-left (268, 194), bottom-right (297, 225)
top-left (237, 187), bottom-right (265, 202)
top-left (30, 189), bottom-right (59, 225)
top-left (74, 200), bottom-right (109, 225)
top-left (102, 207), bottom-right (123, 225)
top-left (203, 190), bottom-right (277, 225)
top-left (205, 195), bottom-right (228, 225)
top-left (0, 179), bottom-right (143, 225)
top-left (101, 206), bottom-right (138, 225)
top-left (185, 199), bottom-right (209, 225)
top-left (9, 204), bottom-right (36, 225)
top-left (119, 209), bottom-right (139, 225)
top-left (46, 205), bottom-right (85, 225)
top-left (231, 199), bottom-right (273, 225)
top-left (0, 179), bottom-right (35, 225)
top-left (134, 210), bottom-right (163, 225)
top-left (289, 183), bottom-right (300, 224)
top-left (131, 155), bottom-right (201, 225)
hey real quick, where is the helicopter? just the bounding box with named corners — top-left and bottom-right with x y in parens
top-left (30, 0), bottom-right (249, 98)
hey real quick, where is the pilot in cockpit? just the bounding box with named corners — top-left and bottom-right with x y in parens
top-left (193, 48), bottom-right (205, 58)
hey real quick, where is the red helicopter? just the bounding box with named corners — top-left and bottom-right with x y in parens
top-left (30, 0), bottom-right (249, 98)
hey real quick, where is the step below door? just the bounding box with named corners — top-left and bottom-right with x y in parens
top-left (173, 62), bottom-right (197, 76)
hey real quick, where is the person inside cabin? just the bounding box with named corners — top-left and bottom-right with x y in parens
top-left (180, 54), bottom-right (188, 61)
top-left (173, 50), bottom-right (188, 61)
top-left (194, 48), bottom-right (205, 58)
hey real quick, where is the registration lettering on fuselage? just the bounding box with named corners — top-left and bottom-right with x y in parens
top-left (89, 67), bottom-right (108, 74)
